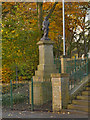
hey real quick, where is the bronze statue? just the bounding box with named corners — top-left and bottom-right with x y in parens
top-left (41, 17), bottom-right (50, 40)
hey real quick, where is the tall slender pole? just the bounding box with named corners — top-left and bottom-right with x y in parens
top-left (31, 78), bottom-right (34, 111)
top-left (62, 0), bottom-right (65, 56)
top-left (10, 80), bottom-right (13, 110)
top-left (86, 54), bottom-right (88, 75)
top-left (16, 66), bottom-right (18, 88)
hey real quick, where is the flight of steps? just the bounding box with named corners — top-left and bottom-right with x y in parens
top-left (67, 85), bottom-right (90, 114)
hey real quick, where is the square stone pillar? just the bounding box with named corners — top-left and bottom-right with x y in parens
top-left (61, 55), bottom-right (67, 73)
top-left (51, 73), bottom-right (69, 112)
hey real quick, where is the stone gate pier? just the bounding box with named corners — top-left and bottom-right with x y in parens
top-left (29, 39), bottom-right (57, 105)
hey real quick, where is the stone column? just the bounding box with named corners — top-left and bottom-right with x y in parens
top-left (61, 55), bottom-right (67, 73)
top-left (51, 73), bottom-right (69, 112)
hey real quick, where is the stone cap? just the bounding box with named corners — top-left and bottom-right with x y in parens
top-left (37, 40), bottom-right (54, 45)
top-left (51, 73), bottom-right (69, 78)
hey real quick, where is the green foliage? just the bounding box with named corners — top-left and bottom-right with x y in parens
top-left (2, 3), bottom-right (39, 82)
top-left (2, 93), bottom-right (27, 106)
top-left (2, 2), bottom-right (89, 83)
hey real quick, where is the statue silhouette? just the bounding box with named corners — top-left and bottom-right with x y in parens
top-left (41, 17), bottom-right (50, 40)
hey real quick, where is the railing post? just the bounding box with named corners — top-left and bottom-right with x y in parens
top-left (75, 56), bottom-right (76, 71)
top-left (31, 78), bottom-right (34, 111)
top-left (54, 56), bottom-right (55, 64)
top-left (10, 80), bottom-right (13, 110)
top-left (28, 82), bottom-right (30, 105)
top-left (59, 65), bottom-right (61, 73)
top-left (86, 54), bottom-right (88, 75)
top-left (58, 56), bottom-right (61, 73)
top-left (74, 56), bottom-right (77, 87)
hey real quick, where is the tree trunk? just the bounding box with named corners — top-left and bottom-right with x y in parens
top-left (83, 16), bottom-right (87, 57)
top-left (37, 2), bottom-right (43, 37)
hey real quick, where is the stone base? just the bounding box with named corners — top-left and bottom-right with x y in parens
top-left (30, 40), bottom-right (56, 106)
top-left (29, 81), bottom-right (52, 105)
top-left (33, 40), bottom-right (57, 82)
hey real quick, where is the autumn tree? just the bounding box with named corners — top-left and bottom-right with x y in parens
top-left (2, 2), bottom-right (39, 82)
top-left (2, 2), bottom-right (89, 83)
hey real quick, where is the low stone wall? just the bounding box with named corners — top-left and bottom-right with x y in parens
top-left (29, 81), bottom-right (52, 106)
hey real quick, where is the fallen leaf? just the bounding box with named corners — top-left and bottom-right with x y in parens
top-left (62, 112), bottom-right (65, 114)
top-left (68, 112), bottom-right (70, 114)
top-left (8, 113), bottom-right (12, 116)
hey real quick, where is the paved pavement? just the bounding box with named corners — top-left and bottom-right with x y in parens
top-left (2, 110), bottom-right (89, 119)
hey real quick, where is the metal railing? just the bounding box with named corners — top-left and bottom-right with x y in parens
top-left (68, 56), bottom-right (89, 91)
top-left (54, 55), bottom-right (89, 91)
top-left (2, 80), bottom-right (30, 110)
top-left (54, 57), bottom-right (61, 73)
top-left (29, 79), bottom-right (52, 111)
top-left (66, 56), bottom-right (87, 75)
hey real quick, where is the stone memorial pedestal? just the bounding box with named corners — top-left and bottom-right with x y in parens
top-left (33, 40), bottom-right (57, 82)
top-left (30, 40), bottom-right (57, 105)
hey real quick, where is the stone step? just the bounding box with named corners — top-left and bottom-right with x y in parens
top-left (68, 104), bottom-right (89, 112)
top-left (72, 99), bottom-right (89, 106)
top-left (62, 109), bottom-right (89, 115)
top-left (77, 95), bottom-right (90, 100)
top-left (35, 70), bottom-right (54, 77)
top-left (33, 76), bottom-right (44, 82)
top-left (86, 87), bottom-right (90, 91)
top-left (33, 76), bottom-right (50, 82)
top-left (82, 91), bottom-right (90, 96)
top-left (37, 64), bottom-right (56, 71)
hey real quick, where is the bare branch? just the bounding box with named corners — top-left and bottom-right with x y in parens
top-left (46, 2), bottom-right (58, 20)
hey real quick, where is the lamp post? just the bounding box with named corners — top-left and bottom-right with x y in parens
top-left (62, 0), bottom-right (65, 56)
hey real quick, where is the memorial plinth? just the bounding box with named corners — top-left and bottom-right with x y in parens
top-left (30, 39), bottom-right (57, 105)
top-left (33, 40), bottom-right (57, 82)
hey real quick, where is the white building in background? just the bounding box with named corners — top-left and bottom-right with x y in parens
top-left (87, 50), bottom-right (90, 58)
